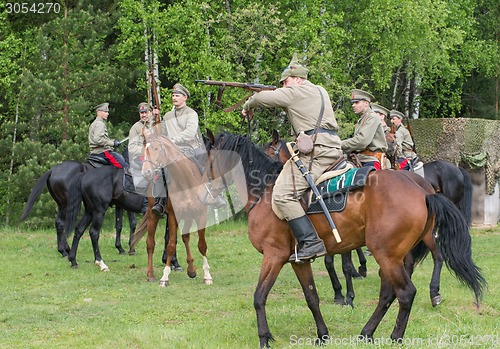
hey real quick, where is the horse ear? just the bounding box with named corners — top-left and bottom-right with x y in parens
top-left (272, 129), bottom-right (279, 143)
top-left (206, 128), bottom-right (215, 145)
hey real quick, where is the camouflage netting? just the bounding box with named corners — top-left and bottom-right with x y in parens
top-left (411, 118), bottom-right (500, 195)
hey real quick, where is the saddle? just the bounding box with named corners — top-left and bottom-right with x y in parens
top-left (306, 166), bottom-right (375, 214)
top-left (87, 154), bottom-right (136, 193)
top-left (87, 154), bottom-right (108, 168)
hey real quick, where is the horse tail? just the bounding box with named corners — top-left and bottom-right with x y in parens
top-left (20, 169), bottom-right (52, 221)
top-left (411, 240), bottom-right (430, 266)
top-left (426, 194), bottom-right (487, 304)
top-left (129, 212), bottom-right (149, 251)
top-left (64, 172), bottom-right (84, 235)
top-left (458, 167), bottom-right (473, 227)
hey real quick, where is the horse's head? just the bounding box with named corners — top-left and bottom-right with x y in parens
top-left (385, 133), bottom-right (397, 159)
top-left (142, 133), bottom-right (182, 181)
top-left (262, 130), bottom-right (291, 164)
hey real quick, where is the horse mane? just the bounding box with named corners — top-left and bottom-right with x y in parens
top-left (214, 132), bottom-right (283, 193)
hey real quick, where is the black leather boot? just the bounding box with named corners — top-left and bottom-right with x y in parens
top-left (288, 215), bottom-right (326, 263)
top-left (152, 197), bottom-right (166, 217)
top-left (140, 197), bottom-right (148, 215)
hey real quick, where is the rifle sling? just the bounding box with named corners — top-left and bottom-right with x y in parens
top-left (222, 93), bottom-right (253, 113)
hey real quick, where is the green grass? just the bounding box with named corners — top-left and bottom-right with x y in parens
top-left (0, 221), bottom-right (498, 348)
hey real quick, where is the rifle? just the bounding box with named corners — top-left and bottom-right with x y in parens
top-left (149, 69), bottom-right (161, 125)
top-left (195, 80), bottom-right (276, 112)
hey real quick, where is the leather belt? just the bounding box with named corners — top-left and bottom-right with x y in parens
top-left (304, 128), bottom-right (337, 136)
top-left (360, 149), bottom-right (384, 156)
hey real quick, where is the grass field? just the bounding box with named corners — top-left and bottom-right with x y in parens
top-left (0, 220), bottom-right (498, 348)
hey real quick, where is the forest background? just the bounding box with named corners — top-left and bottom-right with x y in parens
top-left (1, 0), bottom-right (499, 226)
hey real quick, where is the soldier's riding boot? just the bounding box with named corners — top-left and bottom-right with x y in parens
top-left (288, 215), bottom-right (326, 263)
top-left (152, 197), bottom-right (166, 217)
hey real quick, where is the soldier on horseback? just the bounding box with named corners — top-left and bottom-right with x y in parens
top-left (88, 103), bottom-right (129, 169)
top-left (390, 110), bottom-right (418, 170)
top-left (151, 83), bottom-right (225, 216)
top-left (341, 90), bottom-right (388, 170)
top-left (241, 53), bottom-right (343, 263)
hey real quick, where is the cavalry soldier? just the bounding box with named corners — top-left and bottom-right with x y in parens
top-left (152, 83), bottom-right (224, 217)
top-left (128, 102), bottom-right (154, 171)
top-left (371, 103), bottom-right (392, 169)
top-left (390, 110), bottom-right (417, 170)
top-left (88, 102), bottom-right (128, 169)
top-left (341, 90), bottom-right (388, 170)
top-left (371, 103), bottom-right (391, 133)
top-left (242, 53), bottom-right (343, 263)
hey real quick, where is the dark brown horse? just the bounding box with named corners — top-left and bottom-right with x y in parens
top-left (138, 132), bottom-right (215, 286)
top-left (213, 132), bottom-right (485, 347)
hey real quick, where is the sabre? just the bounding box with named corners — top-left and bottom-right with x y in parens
top-left (120, 137), bottom-right (129, 144)
top-left (286, 142), bottom-right (342, 243)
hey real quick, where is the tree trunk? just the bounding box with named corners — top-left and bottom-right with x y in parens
top-left (412, 73), bottom-right (421, 119)
top-left (405, 71), bottom-right (411, 118)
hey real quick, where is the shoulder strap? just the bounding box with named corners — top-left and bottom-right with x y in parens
top-left (308, 87), bottom-right (326, 170)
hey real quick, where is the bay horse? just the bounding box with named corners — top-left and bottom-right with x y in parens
top-left (263, 131), bottom-right (366, 307)
top-left (20, 159), bottom-right (139, 257)
top-left (138, 132), bottom-right (218, 286)
top-left (264, 132), bottom-right (473, 307)
top-left (213, 132), bottom-right (485, 347)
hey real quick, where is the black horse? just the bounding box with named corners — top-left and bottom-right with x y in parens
top-left (20, 153), bottom-right (140, 257)
top-left (63, 165), bottom-right (147, 270)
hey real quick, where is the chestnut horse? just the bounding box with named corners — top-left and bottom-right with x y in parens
top-left (213, 132), bottom-right (485, 347)
top-left (139, 132), bottom-right (216, 286)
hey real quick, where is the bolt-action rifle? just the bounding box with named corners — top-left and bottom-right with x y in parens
top-left (195, 80), bottom-right (276, 112)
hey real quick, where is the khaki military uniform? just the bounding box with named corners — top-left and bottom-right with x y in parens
top-left (341, 108), bottom-right (387, 164)
top-left (128, 119), bottom-right (154, 169)
top-left (243, 80), bottom-right (343, 221)
top-left (89, 116), bottom-right (114, 154)
top-left (394, 124), bottom-right (417, 159)
top-left (162, 106), bottom-right (204, 154)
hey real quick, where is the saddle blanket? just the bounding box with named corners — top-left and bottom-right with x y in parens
top-left (307, 166), bottom-right (374, 214)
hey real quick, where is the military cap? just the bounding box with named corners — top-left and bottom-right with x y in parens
top-left (390, 110), bottom-right (404, 119)
top-left (138, 102), bottom-right (151, 113)
top-left (279, 53), bottom-right (309, 83)
top-left (173, 83), bottom-right (190, 98)
top-left (95, 103), bottom-right (109, 112)
top-left (371, 103), bottom-right (390, 116)
top-left (351, 89), bottom-right (374, 103)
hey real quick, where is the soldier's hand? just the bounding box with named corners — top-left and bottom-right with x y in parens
top-left (113, 140), bottom-right (122, 148)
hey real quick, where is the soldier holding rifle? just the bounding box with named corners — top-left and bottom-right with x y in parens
top-left (241, 54), bottom-right (343, 263)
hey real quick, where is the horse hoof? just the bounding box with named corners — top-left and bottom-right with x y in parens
top-left (147, 277), bottom-right (156, 283)
top-left (187, 270), bottom-right (197, 279)
top-left (334, 298), bottom-right (346, 306)
top-left (159, 280), bottom-right (169, 287)
top-left (358, 268), bottom-right (367, 278)
top-left (204, 278), bottom-right (213, 285)
top-left (353, 272), bottom-right (364, 279)
top-left (128, 250), bottom-right (136, 256)
top-left (171, 266), bottom-right (183, 272)
top-left (431, 295), bottom-right (443, 307)
top-left (101, 267), bottom-right (110, 272)
top-left (70, 264), bottom-right (79, 269)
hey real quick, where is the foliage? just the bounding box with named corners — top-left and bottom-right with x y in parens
top-left (1, 0), bottom-right (500, 225)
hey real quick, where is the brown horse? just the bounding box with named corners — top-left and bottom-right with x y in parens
top-left (213, 132), bottom-right (485, 347)
top-left (138, 132), bottom-right (215, 286)
top-left (263, 131), bottom-right (473, 307)
top-left (262, 130), bottom-right (366, 307)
